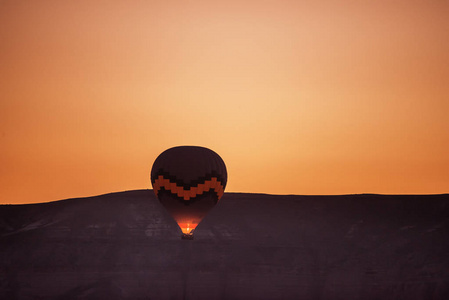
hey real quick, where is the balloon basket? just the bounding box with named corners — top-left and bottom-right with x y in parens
top-left (181, 233), bottom-right (194, 240)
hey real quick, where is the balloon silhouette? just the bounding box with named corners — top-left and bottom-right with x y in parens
top-left (150, 146), bottom-right (227, 239)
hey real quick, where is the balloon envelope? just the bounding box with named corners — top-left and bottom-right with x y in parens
top-left (150, 146), bottom-right (227, 239)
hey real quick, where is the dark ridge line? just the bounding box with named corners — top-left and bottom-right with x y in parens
top-left (0, 189), bottom-right (155, 206)
top-left (1, 190), bottom-right (447, 206)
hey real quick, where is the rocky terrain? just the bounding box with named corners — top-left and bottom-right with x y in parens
top-left (1, 190), bottom-right (448, 299)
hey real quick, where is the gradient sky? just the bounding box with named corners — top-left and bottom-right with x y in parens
top-left (1, 0), bottom-right (448, 204)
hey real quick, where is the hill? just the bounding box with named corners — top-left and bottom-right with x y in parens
top-left (1, 190), bottom-right (448, 299)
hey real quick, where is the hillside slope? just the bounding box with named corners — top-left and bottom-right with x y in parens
top-left (1, 191), bottom-right (448, 299)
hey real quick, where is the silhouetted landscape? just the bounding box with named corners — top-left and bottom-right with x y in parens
top-left (1, 190), bottom-right (448, 299)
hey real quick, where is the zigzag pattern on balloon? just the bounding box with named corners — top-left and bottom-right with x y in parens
top-left (152, 175), bottom-right (225, 201)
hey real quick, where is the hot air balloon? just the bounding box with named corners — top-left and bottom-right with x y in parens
top-left (150, 146), bottom-right (227, 239)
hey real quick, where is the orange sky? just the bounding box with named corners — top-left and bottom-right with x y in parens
top-left (1, 0), bottom-right (448, 204)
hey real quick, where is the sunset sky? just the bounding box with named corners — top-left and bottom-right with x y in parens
top-left (1, 0), bottom-right (448, 204)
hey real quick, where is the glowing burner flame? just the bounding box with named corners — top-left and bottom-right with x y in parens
top-left (179, 222), bottom-right (197, 235)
